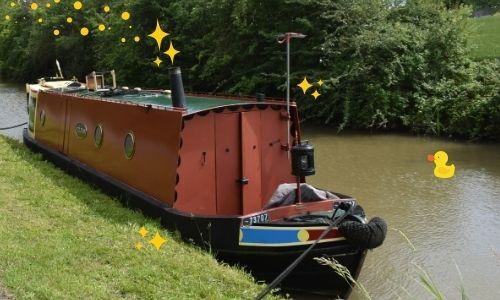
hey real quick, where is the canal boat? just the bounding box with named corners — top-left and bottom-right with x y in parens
top-left (24, 68), bottom-right (386, 298)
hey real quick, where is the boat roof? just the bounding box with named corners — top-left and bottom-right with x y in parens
top-left (71, 89), bottom-right (273, 115)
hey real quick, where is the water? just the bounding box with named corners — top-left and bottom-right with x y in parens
top-left (305, 128), bottom-right (500, 300)
top-left (1, 84), bottom-right (499, 299)
top-left (0, 82), bottom-right (26, 140)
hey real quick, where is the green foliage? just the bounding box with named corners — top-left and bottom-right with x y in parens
top-left (301, 0), bottom-right (500, 140)
top-left (0, 0), bottom-right (498, 140)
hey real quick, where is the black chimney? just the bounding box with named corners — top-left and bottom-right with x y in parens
top-left (169, 67), bottom-right (187, 109)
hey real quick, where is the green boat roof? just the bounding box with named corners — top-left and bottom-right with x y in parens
top-left (69, 90), bottom-right (259, 114)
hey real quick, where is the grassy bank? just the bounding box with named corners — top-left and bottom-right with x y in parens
top-left (470, 14), bottom-right (500, 59)
top-left (0, 136), bottom-right (277, 299)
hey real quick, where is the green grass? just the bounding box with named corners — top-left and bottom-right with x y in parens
top-left (470, 14), bottom-right (500, 59)
top-left (0, 136), bottom-right (279, 300)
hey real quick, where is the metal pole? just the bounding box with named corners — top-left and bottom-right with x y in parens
top-left (286, 38), bottom-right (291, 158)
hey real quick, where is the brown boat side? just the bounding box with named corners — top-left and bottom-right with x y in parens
top-left (35, 92), bottom-right (183, 205)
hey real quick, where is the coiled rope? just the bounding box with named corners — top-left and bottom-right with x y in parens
top-left (0, 122), bottom-right (27, 130)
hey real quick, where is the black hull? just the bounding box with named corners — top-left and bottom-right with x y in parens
top-left (23, 129), bottom-right (365, 298)
top-left (220, 245), bottom-right (366, 297)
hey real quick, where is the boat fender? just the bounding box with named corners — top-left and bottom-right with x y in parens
top-left (338, 217), bottom-right (387, 250)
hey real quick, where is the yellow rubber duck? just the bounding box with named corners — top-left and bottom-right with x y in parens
top-left (427, 150), bottom-right (455, 179)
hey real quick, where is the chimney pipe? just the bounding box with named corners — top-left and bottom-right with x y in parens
top-left (169, 67), bottom-right (187, 109)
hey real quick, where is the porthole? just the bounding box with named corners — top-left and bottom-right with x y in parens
top-left (75, 123), bottom-right (88, 139)
top-left (40, 110), bottom-right (46, 126)
top-left (124, 132), bottom-right (136, 160)
top-left (94, 124), bottom-right (104, 148)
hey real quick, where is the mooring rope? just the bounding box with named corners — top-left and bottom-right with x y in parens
top-left (0, 122), bottom-right (27, 130)
top-left (255, 202), bottom-right (355, 300)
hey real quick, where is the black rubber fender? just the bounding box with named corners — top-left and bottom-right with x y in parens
top-left (338, 217), bottom-right (387, 249)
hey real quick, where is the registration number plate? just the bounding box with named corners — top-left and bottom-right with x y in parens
top-left (242, 213), bottom-right (269, 226)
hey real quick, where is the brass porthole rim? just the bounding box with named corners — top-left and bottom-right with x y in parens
top-left (94, 124), bottom-right (104, 149)
top-left (124, 131), bottom-right (136, 160)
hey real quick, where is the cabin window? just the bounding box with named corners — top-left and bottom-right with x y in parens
top-left (28, 93), bottom-right (37, 132)
top-left (39, 109), bottom-right (46, 127)
top-left (124, 132), bottom-right (135, 159)
top-left (94, 124), bottom-right (104, 148)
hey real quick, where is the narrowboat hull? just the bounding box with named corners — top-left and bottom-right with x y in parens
top-left (23, 129), bottom-right (364, 298)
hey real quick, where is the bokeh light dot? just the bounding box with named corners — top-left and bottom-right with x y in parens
top-left (98, 24), bottom-right (106, 32)
top-left (121, 37), bottom-right (126, 43)
top-left (30, 3), bottom-right (38, 10)
top-left (121, 12), bottom-right (130, 21)
top-left (53, 29), bottom-right (60, 36)
top-left (38, 18), bottom-right (43, 23)
top-left (134, 36), bottom-right (140, 42)
top-left (104, 5), bottom-right (110, 13)
top-left (74, 1), bottom-right (83, 10)
top-left (80, 27), bottom-right (89, 36)
top-left (46, 3), bottom-right (51, 8)
top-left (67, 17), bottom-right (73, 23)
top-left (54, 0), bottom-right (61, 3)
top-left (5, 15), bottom-right (10, 21)
top-left (10, 2), bottom-right (15, 7)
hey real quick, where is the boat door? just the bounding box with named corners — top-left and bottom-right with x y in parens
top-left (215, 111), bottom-right (262, 215)
top-left (240, 111), bottom-right (262, 214)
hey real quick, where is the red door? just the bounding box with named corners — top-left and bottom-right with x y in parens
top-left (241, 111), bottom-right (262, 214)
top-left (215, 113), bottom-right (242, 215)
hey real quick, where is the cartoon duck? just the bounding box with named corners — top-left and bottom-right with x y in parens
top-left (427, 150), bottom-right (455, 179)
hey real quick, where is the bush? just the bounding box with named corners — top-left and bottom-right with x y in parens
top-left (300, 0), bottom-right (500, 140)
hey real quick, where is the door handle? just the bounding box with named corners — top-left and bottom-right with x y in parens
top-left (237, 177), bottom-right (249, 185)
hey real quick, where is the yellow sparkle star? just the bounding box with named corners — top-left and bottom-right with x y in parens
top-left (297, 77), bottom-right (313, 94)
top-left (148, 19), bottom-right (169, 51)
top-left (317, 79), bottom-right (324, 86)
top-left (153, 57), bottom-right (163, 67)
top-left (149, 232), bottom-right (167, 251)
top-left (164, 42), bottom-right (180, 64)
top-left (135, 242), bottom-right (143, 251)
top-left (312, 90), bottom-right (321, 100)
top-left (138, 226), bottom-right (149, 237)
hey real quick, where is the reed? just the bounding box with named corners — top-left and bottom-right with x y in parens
top-left (316, 228), bottom-right (471, 300)
top-left (314, 257), bottom-right (371, 300)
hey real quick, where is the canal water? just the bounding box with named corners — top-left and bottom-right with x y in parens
top-left (1, 82), bottom-right (499, 299)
